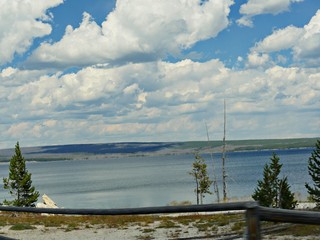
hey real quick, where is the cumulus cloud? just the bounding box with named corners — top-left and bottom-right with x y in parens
top-left (237, 0), bottom-right (303, 27)
top-left (236, 16), bottom-right (254, 28)
top-left (246, 52), bottom-right (272, 68)
top-left (25, 13), bottom-right (108, 69)
top-left (247, 10), bottom-right (320, 67)
top-left (0, 67), bottom-right (49, 86)
top-left (1, 0), bottom-right (318, 149)
top-left (240, 0), bottom-right (302, 15)
top-left (293, 10), bottom-right (320, 66)
top-left (0, 0), bottom-right (63, 65)
top-left (25, 0), bottom-right (233, 69)
top-left (2, 59), bottom-right (319, 147)
top-left (253, 26), bottom-right (304, 53)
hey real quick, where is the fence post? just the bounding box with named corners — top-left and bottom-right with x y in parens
top-left (245, 202), bottom-right (261, 240)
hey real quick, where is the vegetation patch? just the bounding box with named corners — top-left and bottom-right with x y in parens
top-left (157, 219), bottom-right (180, 228)
top-left (141, 228), bottom-right (155, 233)
top-left (64, 223), bottom-right (80, 232)
top-left (137, 234), bottom-right (155, 240)
top-left (10, 223), bottom-right (36, 231)
top-left (231, 221), bottom-right (246, 232)
top-left (168, 200), bottom-right (192, 206)
top-left (273, 224), bottom-right (320, 237)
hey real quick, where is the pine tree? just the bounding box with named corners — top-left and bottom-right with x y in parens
top-left (189, 153), bottom-right (212, 204)
top-left (305, 140), bottom-right (320, 208)
top-left (279, 177), bottom-right (296, 209)
top-left (3, 142), bottom-right (39, 207)
top-left (269, 153), bottom-right (282, 207)
top-left (252, 153), bottom-right (296, 209)
top-left (252, 163), bottom-right (274, 207)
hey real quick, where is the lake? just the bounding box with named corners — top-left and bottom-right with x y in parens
top-left (0, 148), bottom-right (314, 209)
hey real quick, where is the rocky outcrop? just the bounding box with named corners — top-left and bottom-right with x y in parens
top-left (36, 194), bottom-right (58, 208)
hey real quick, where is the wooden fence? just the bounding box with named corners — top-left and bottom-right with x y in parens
top-left (1, 201), bottom-right (320, 239)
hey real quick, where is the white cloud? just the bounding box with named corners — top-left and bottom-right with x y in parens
top-left (237, 56), bottom-right (244, 62)
top-left (265, 66), bottom-right (319, 105)
top-left (247, 10), bottom-right (320, 67)
top-left (1, 59), bottom-right (319, 147)
top-left (26, 12), bottom-right (108, 69)
top-left (0, 1), bottom-right (318, 150)
top-left (240, 0), bottom-right (302, 15)
top-left (0, 67), bottom-right (49, 86)
top-left (236, 16), bottom-right (253, 28)
top-left (293, 10), bottom-right (320, 66)
top-left (253, 26), bottom-right (304, 53)
top-left (1, 67), bottom-right (17, 78)
top-left (25, 0), bottom-right (233, 69)
top-left (0, 0), bottom-right (63, 65)
top-left (237, 0), bottom-right (303, 27)
top-left (246, 52), bottom-right (272, 68)
top-left (7, 122), bottom-right (30, 137)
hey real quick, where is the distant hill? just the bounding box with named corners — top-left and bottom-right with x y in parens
top-left (0, 142), bottom-right (179, 161)
top-left (177, 138), bottom-right (319, 151)
top-left (0, 138), bottom-right (318, 162)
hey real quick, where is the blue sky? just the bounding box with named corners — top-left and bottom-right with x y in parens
top-left (0, 0), bottom-right (319, 148)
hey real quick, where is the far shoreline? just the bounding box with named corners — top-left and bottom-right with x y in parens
top-left (0, 137), bottom-right (317, 162)
top-left (0, 146), bottom-right (315, 164)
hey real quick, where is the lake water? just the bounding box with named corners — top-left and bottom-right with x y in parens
top-left (0, 148), bottom-right (314, 209)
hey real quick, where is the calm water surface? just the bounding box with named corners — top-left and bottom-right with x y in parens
top-left (0, 148), bottom-right (313, 208)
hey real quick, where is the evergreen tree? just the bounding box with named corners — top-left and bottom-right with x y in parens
top-left (189, 152), bottom-right (212, 204)
top-left (252, 153), bottom-right (296, 209)
top-left (305, 140), bottom-right (320, 208)
top-left (269, 153), bottom-right (282, 207)
top-left (3, 142), bottom-right (39, 207)
top-left (279, 177), bottom-right (296, 209)
top-left (252, 163), bottom-right (274, 207)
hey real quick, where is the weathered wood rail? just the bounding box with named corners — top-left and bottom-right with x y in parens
top-left (1, 201), bottom-right (320, 240)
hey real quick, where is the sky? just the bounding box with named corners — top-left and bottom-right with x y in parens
top-left (0, 0), bottom-right (319, 148)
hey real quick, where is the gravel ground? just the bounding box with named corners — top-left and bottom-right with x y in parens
top-left (0, 203), bottom-right (318, 240)
top-left (1, 222), bottom-right (319, 240)
top-left (1, 223), bottom-right (202, 240)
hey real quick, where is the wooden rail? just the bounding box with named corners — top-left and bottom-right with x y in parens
top-left (259, 206), bottom-right (320, 224)
top-left (1, 201), bottom-right (320, 240)
top-left (0, 201), bottom-right (250, 215)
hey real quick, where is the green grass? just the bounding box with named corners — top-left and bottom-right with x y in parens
top-left (157, 219), bottom-right (180, 228)
top-left (231, 221), bottom-right (246, 232)
top-left (142, 228), bottom-right (155, 233)
top-left (10, 223), bottom-right (36, 231)
top-left (64, 223), bottom-right (80, 232)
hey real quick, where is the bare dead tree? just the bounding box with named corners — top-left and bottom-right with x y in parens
top-left (222, 99), bottom-right (227, 202)
top-left (205, 122), bottom-right (220, 202)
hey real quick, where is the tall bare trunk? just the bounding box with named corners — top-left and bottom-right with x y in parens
top-left (196, 178), bottom-right (199, 205)
top-left (222, 99), bottom-right (227, 202)
top-left (205, 122), bottom-right (220, 203)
